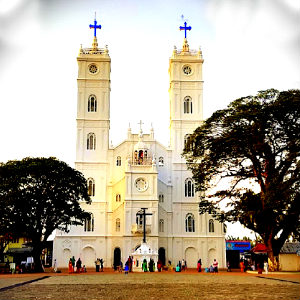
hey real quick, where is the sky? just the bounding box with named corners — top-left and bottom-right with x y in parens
top-left (0, 0), bottom-right (299, 238)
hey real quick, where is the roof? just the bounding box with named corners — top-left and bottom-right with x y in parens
top-left (250, 243), bottom-right (268, 253)
top-left (5, 247), bottom-right (33, 254)
top-left (280, 242), bottom-right (300, 255)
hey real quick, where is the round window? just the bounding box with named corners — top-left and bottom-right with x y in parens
top-left (135, 178), bottom-right (148, 192)
top-left (183, 65), bottom-right (192, 75)
top-left (89, 64), bottom-right (98, 74)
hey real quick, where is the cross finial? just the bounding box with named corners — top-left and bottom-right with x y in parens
top-left (138, 120), bottom-right (144, 132)
top-left (89, 13), bottom-right (102, 37)
top-left (179, 21), bottom-right (192, 39)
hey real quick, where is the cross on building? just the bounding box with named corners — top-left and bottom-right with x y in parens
top-left (138, 120), bottom-right (144, 137)
top-left (138, 120), bottom-right (144, 132)
top-left (89, 14), bottom-right (102, 37)
top-left (179, 21), bottom-right (192, 39)
top-left (136, 208), bottom-right (152, 243)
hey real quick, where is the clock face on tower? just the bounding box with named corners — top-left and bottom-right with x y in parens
top-left (183, 65), bottom-right (192, 75)
top-left (135, 178), bottom-right (148, 192)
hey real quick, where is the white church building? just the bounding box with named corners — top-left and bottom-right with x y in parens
top-left (53, 19), bottom-right (226, 269)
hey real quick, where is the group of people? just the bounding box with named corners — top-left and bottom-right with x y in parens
top-left (175, 259), bottom-right (187, 272)
top-left (204, 259), bottom-right (219, 273)
top-left (68, 256), bottom-right (86, 273)
top-left (238, 259), bottom-right (269, 274)
top-left (95, 258), bottom-right (104, 272)
top-left (114, 256), bottom-right (133, 273)
top-left (142, 258), bottom-right (156, 272)
top-left (65, 256), bottom-right (220, 273)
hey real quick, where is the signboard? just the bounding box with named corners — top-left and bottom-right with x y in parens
top-left (226, 241), bottom-right (251, 252)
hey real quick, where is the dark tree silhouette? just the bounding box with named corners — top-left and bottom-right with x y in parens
top-left (0, 157), bottom-right (91, 272)
top-left (183, 89), bottom-right (300, 269)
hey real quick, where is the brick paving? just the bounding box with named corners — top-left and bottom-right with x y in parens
top-left (0, 269), bottom-right (299, 300)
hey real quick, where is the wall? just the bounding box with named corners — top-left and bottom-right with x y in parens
top-left (279, 254), bottom-right (300, 271)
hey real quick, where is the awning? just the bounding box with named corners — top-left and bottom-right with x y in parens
top-left (250, 243), bottom-right (268, 253)
top-left (5, 247), bottom-right (33, 254)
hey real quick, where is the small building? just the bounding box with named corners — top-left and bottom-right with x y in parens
top-left (226, 240), bottom-right (251, 268)
top-left (3, 237), bottom-right (32, 265)
top-left (3, 238), bottom-right (53, 269)
top-left (279, 242), bottom-right (300, 271)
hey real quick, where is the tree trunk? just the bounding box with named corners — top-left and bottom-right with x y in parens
top-left (32, 245), bottom-right (44, 273)
top-left (265, 235), bottom-right (279, 271)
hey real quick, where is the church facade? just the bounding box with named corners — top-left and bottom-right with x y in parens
top-left (53, 20), bottom-right (226, 269)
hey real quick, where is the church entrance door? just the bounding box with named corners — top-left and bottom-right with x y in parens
top-left (185, 247), bottom-right (198, 268)
top-left (83, 246), bottom-right (96, 267)
top-left (158, 247), bottom-right (166, 266)
top-left (113, 247), bottom-right (121, 270)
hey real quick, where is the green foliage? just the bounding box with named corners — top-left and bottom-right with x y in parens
top-left (183, 89), bottom-right (300, 257)
top-left (0, 157), bottom-right (91, 270)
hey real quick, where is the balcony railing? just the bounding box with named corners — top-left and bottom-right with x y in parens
top-left (132, 158), bottom-right (153, 166)
top-left (80, 48), bottom-right (106, 55)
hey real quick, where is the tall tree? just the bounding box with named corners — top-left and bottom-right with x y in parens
top-left (0, 157), bottom-right (91, 272)
top-left (183, 89), bottom-right (300, 269)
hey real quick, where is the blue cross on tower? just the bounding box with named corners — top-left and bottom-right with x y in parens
top-left (179, 21), bottom-right (192, 39)
top-left (89, 14), bottom-right (102, 37)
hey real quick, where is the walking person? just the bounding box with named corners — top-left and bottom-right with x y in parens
top-left (264, 261), bottom-right (268, 274)
top-left (71, 256), bottom-right (76, 273)
top-left (157, 259), bottom-right (162, 272)
top-left (95, 258), bottom-right (100, 272)
top-left (128, 256), bottom-right (132, 272)
top-left (240, 260), bottom-right (245, 273)
top-left (76, 258), bottom-right (82, 273)
top-left (197, 259), bottom-right (202, 272)
top-left (118, 260), bottom-right (123, 272)
top-left (213, 259), bottom-right (218, 273)
top-left (142, 259), bottom-right (148, 272)
top-left (227, 261), bottom-right (231, 272)
top-left (124, 261), bottom-right (129, 274)
top-left (68, 258), bottom-right (73, 274)
top-left (53, 259), bottom-right (57, 273)
top-left (181, 259), bottom-right (186, 271)
top-left (100, 258), bottom-right (104, 272)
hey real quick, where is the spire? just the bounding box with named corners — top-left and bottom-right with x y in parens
top-left (182, 38), bottom-right (189, 52)
top-left (150, 123), bottom-right (154, 139)
top-left (92, 37), bottom-right (98, 50)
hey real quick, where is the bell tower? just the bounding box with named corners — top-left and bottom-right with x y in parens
top-left (76, 16), bottom-right (111, 164)
top-left (169, 21), bottom-right (204, 161)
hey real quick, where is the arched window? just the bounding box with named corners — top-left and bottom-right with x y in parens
top-left (209, 219), bottom-right (215, 233)
top-left (88, 94), bottom-right (97, 112)
top-left (184, 134), bottom-right (193, 151)
top-left (159, 219), bottom-right (164, 232)
top-left (185, 178), bottom-right (195, 197)
top-left (184, 96), bottom-right (193, 114)
top-left (159, 194), bottom-right (164, 203)
top-left (116, 218), bottom-right (120, 232)
top-left (185, 213), bottom-right (195, 232)
top-left (116, 194), bottom-right (121, 202)
top-left (223, 223), bottom-right (227, 234)
top-left (87, 133), bottom-right (96, 150)
top-left (84, 213), bottom-right (94, 232)
top-left (158, 157), bottom-right (164, 166)
top-left (87, 178), bottom-right (95, 196)
top-left (116, 156), bottom-right (121, 166)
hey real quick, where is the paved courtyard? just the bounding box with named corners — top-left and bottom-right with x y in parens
top-left (0, 270), bottom-right (299, 300)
